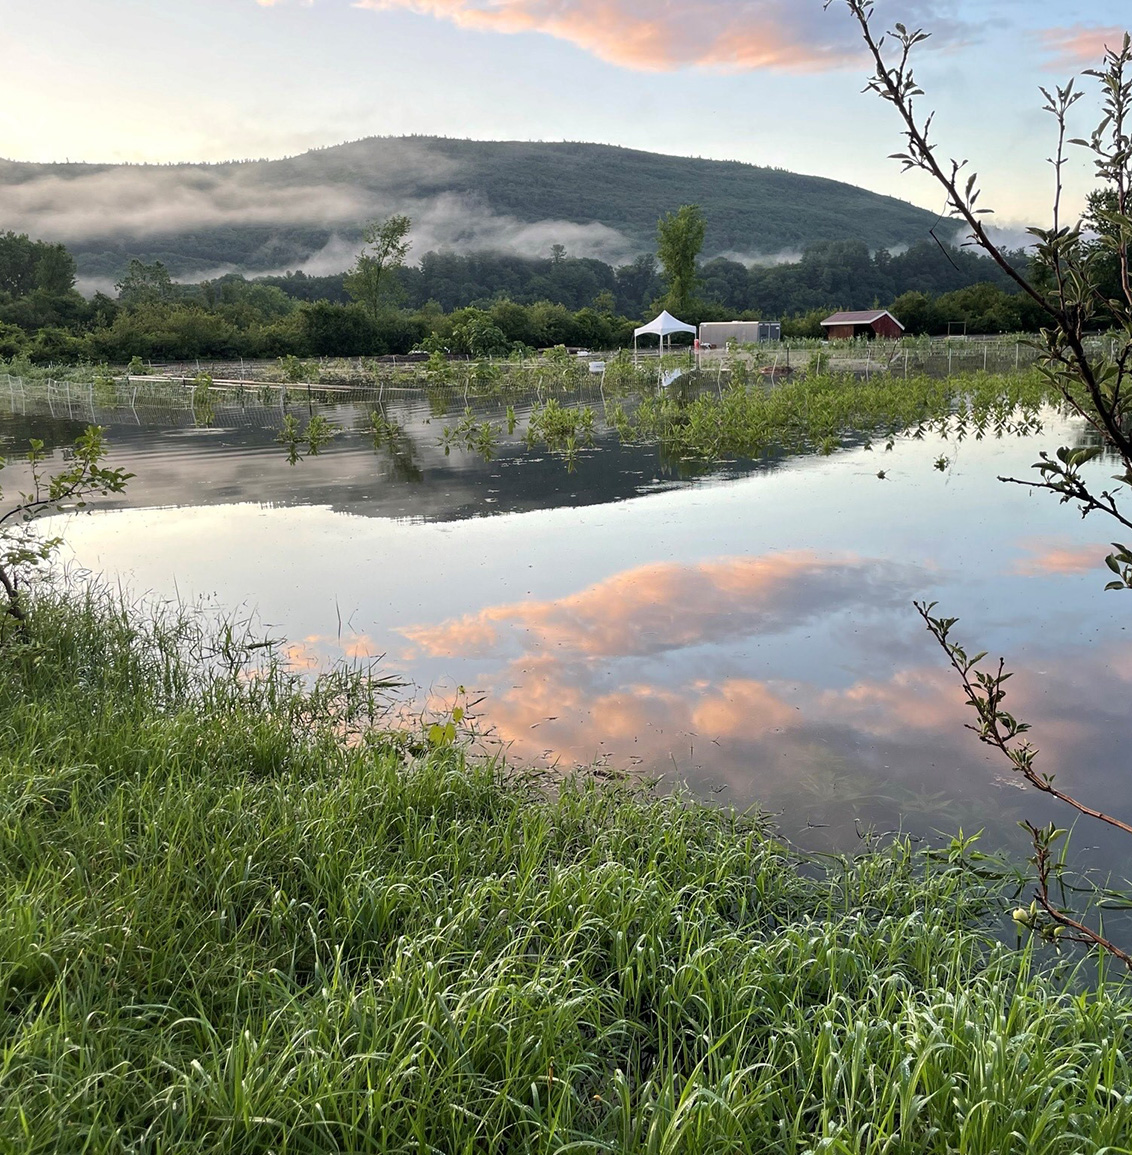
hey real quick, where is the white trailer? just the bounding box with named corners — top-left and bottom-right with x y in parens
top-left (698, 321), bottom-right (781, 347)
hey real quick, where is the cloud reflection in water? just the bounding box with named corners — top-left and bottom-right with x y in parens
top-left (391, 547), bottom-right (1132, 849)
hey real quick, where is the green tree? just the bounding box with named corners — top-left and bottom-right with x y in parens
top-left (301, 301), bottom-right (378, 357)
top-left (450, 310), bottom-right (511, 357)
top-left (656, 204), bottom-right (706, 316)
top-left (1081, 188), bottom-right (1124, 304)
top-left (33, 243), bottom-right (77, 296)
top-left (887, 290), bottom-right (936, 334)
top-left (115, 259), bottom-right (173, 307)
top-left (344, 214), bottom-right (412, 320)
top-left (615, 254), bottom-right (662, 318)
top-left (592, 289), bottom-right (616, 315)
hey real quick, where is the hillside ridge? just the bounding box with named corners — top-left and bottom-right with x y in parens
top-left (0, 136), bottom-right (956, 283)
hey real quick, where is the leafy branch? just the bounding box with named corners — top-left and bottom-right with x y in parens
top-left (996, 445), bottom-right (1132, 582)
top-left (837, 0), bottom-right (1132, 966)
top-left (0, 426), bottom-right (132, 623)
top-left (833, 1), bottom-right (1132, 463)
top-left (917, 601), bottom-right (1132, 967)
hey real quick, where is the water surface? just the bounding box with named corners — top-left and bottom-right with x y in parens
top-left (6, 381), bottom-right (1128, 859)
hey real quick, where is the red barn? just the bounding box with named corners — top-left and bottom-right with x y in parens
top-left (820, 310), bottom-right (905, 340)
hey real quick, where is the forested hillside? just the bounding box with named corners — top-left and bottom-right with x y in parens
top-left (0, 138), bottom-right (955, 284)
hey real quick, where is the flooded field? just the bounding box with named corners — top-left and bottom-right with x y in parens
top-left (4, 369), bottom-right (1126, 860)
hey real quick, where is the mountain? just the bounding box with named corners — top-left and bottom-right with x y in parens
top-left (0, 137), bottom-right (956, 286)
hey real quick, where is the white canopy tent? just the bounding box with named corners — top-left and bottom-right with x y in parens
top-left (633, 310), bottom-right (697, 357)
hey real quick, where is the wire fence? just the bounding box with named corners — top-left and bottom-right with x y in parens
top-left (0, 336), bottom-right (1102, 431)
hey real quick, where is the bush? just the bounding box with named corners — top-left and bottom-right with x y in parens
top-left (300, 301), bottom-right (378, 357)
top-left (27, 325), bottom-right (85, 363)
top-left (0, 322), bottom-right (28, 359)
top-left (450, 310), bottom-right (512, 356)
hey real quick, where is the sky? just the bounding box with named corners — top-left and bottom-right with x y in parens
top-left (1, 0), bottom-right (1129, 226)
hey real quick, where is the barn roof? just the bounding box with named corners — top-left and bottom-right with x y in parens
top-left (820, 310), bottom-right (905, 330)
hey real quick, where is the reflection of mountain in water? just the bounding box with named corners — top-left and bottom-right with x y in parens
top-left (0, 392), bottom-right (794, 524)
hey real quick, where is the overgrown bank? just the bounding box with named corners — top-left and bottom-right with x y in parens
top-left (2, 587), bottom-right (1132, 1153)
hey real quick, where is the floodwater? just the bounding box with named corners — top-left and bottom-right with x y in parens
top-left (5, 378), bottom-right (1130, 862)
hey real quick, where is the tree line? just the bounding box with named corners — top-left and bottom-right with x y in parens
top-left (0, 204), bottom-right (1098, 364)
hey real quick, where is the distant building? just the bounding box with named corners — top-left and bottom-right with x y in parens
top-left (820, 310), bottom-right (905, 340)
top-left (698, 321), bottom-right (781, 347)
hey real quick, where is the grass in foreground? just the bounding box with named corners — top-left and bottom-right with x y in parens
top-left (1, 587), bottom-right (1131, 1154)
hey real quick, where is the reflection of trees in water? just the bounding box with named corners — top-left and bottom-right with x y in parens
top-left (364, 408), bottom-right (423, 484)
top-left (0, 375), bottom-right (1094, 528)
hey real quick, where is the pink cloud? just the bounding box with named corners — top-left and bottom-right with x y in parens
top-left (401, 550), bottom-right (920, 660)
top-left (284, 641), bottom-right (322, 670)
top-left (352, 0), bottom-right (868, 73)
top-left (691, 678), bottom-right (798, 736)
top-left (479, 638), bottom-right (1132, 812)
top-left (1011, 539), bottom-right (1111, 577)
top-left (1037, 25), bottom-right (1129, 70)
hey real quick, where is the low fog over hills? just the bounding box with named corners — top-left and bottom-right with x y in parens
top-left (0, 137), bottom-right (955, 287)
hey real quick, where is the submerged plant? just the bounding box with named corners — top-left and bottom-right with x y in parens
top-left (424, 349), bottom-right (454, 388)
top-left (439, 407), bottom-right (500, 461)
top-left (527, 397), bottom-right (596, 455)
top-left (277, 354), bottom-right (319, 384)
top-left (191, 372), bottom-right (214, 426)
top-left (305, 413), bottom-right (339, 455)
top-left (621, 368), bottom-right (1056, 462)
top-left (276, 412), bottom-right (340, 465)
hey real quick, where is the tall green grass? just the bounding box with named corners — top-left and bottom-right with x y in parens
top-left (618, 369), bottom-right (1061, 460)
top-left (1, 586), bottom-right (1131, 1153)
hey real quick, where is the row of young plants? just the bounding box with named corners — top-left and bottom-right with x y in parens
top-left (0, 348), bottom-right (1072, 484)
top-left (1, 583), bottom-right (1131, 1153)
top-left (611, 368), bottom-right (1062, 461)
